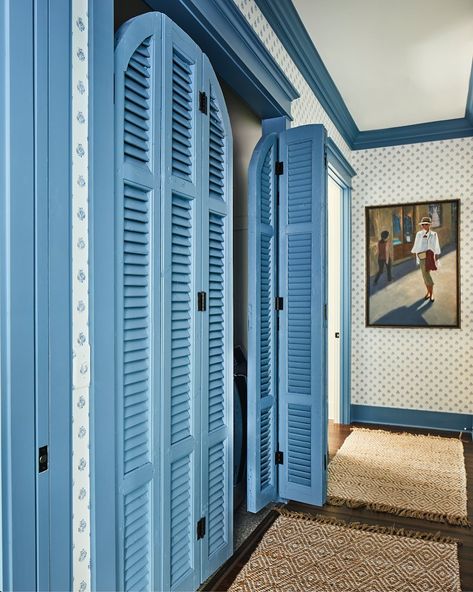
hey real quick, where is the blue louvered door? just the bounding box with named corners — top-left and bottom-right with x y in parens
top-left (247, 134), bottom-right (278, 513)
top-left (115, 14), bottom-right (162, 592)
top-left (199, 56), bottom-right (233, 580)
top-left (278, 125), bottom-right (328, 506)
top-left (116, 13), bottom-right (233, 591)
top-left (160, 18), bottom-right (202, 592)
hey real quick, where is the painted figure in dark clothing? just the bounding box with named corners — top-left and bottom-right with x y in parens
top-left (374, 230), bottom-right (393, 284)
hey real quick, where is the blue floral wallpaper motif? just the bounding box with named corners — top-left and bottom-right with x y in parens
top-left (72, 0), bottom-right (91, 589)
top-left (351, 139), bottom-right (473, 414)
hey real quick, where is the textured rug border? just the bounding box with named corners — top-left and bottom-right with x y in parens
top-left (276, 508), bottom-right (462, 545)
top-left (350, 426), bottom-right (465, 444)
top-left (326, 495), bottom-right (471, 527)
top-left (331, 427), bottom-right (470, 527)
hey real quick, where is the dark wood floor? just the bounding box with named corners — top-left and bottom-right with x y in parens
top-left (202, 422), bottom-right (473, 592)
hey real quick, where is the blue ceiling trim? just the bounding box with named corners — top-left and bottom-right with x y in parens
top-left (144, 0), bottom-right (299, 119)
top-left (466, 60), bottom-right (473, 124)
top-left (326, 138), bottom-right (356, 182)
top-left (353, 118), bottom-right (473, 150)
top-left (255, 0), bottom-right (473, 150)
top-left (254, 0), bottom-right (357, 147)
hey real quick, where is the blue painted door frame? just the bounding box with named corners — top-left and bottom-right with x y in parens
top-left (1, 2), bottom-right (36, 589)
top-left (1, 1), bottom-right (72, 590)
top-left (326, 138), bottom-right (355, 425)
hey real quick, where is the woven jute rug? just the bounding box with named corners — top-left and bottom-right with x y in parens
top-left (228, 510), bottom-right (461, 592)
top-left (327, 428), bottom-right (469, 526)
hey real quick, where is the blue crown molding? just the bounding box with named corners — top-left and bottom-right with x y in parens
top-left (255, 0), bottom-right (473, 149)
top-left (353, 117), bottom-right (473, 150)
top-left (144, 0), bottom-right (299, 119)
top-left (254, 0), bottom-right (357, 147)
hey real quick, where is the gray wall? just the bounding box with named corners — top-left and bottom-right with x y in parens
top-left (219, 80), bottom-right (261, 355)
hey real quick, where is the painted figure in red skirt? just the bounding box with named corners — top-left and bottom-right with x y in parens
top-left (411, 216), bottom-right (441, 302)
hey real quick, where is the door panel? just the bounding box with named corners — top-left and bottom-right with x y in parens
top-left (116, 14), bottom-right (233, 591)
top-left (200, 56), bottom-right (233, 579)
top-left (115, 14), bottom-right (162, 592)
top-left (278, 125), bottom-right (328, 506)
top-left (247, 134), bottom-right (278, 513)
top-left (161, 17), bottom-right (202, 592)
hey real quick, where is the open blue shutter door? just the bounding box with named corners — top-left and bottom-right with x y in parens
top-left (200, 55), bottom-right (233, 580)
top-left (160, 17), bottom-right (202, 592)
top-left (115, 14), bottom-right (162, 592)
top-left (278, 124), bottom-right (328, 506)
top-left (247, 134), bottom-right (278, 513)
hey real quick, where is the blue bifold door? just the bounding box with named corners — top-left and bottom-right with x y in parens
top-left (248, 125), bottom-right (328, 512)
top-left (115, 13), bottom-right (233, 592)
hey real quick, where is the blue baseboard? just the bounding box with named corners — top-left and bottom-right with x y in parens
top-left (351, 404), bottom-right (473, 435)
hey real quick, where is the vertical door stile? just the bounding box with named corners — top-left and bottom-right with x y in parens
top-left (247, 133), bottom-right (279, 513)
top-left (160, 18), bottom-right (202, 592)
top-left (278, 125), bottom-right (328, 507)
top-left (115, 14), bottom-right (161, 592)
top-left (200, 55), bottom-right (233, 580)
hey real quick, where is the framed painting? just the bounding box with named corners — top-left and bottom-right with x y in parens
top-left (365, 199), bottom-right (460, 328)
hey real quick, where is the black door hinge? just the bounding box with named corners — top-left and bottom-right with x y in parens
top-left (275, 450), bottom-right (284, 465)
top-left (198, 291), bottom-right (207, 312)
top-left (275, 161), bottom-right (284, 176)
top-left (324, 451), bottom-right (329, 471)
top-left (199, 91), bottom-right (208, 114)
top-left (275, 296), bottom-right (284, 311)
top-left (39, 445), bottom-right (48, 473)
top-left (197, 517), bottom-right (206, 540)
top-left (324, 304), bottom-right (327, 320)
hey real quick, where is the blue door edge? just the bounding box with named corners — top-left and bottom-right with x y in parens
top-left (326, 139), bottom-right (355, 426)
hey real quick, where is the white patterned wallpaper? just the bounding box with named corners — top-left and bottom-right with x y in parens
top-left (71, 1), bottom-right (91, 590)
top-left (235, 1), bottom-right (473, 417)
top-left (351, 138), bottom-right (473, 415)
top-left (233, 0), bottom-right (351, 160)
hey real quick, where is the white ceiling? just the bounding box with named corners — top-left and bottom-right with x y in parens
top-left (292, 0), bottom-right (473, 130)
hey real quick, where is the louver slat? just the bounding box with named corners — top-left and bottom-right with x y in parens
top-left (208, 213), bottom-right (225, 432)
top-left (208, 443), bottom-right (225, 555)
top-left (171, 195), bottom-right (192, 445)
top-left (209, 93), bottom-right (225, 201)
top-left (260, 407), bottom-right (272, 490)
top-left (172, 51), bottom-right (193, 180)
top-left (124, 38), bottom-right (151, 165)
top-left (287, 234), bottom-right (311, 395)
top-left (123, 183), bottom-right (150, 475)
top-left (124, 485), bottom-right (151, 592)
top-left (170, 456), bottom-right (192, 587)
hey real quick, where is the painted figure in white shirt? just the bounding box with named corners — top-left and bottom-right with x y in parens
top-left (411, 216), bottom-right (441, 302)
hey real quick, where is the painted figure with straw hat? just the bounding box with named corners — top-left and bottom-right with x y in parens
top-left (411, 216), bottom-right (441, 302)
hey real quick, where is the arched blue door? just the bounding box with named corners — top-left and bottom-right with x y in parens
top-left (115, 12), bottom-right (233, 591)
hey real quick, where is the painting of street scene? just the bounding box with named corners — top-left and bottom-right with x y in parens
top-left (366, 200), bottom-right (460, 327)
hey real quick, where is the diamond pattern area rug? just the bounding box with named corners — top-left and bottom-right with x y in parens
top-left (327, 428), bottom-right (469, 526)
top-left (228, 512), bottom-right (461, 592)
